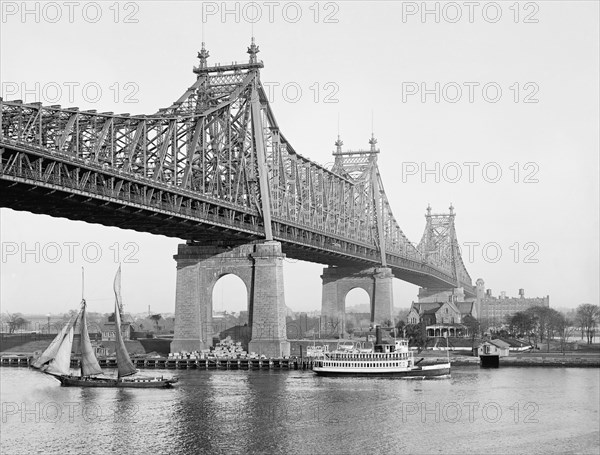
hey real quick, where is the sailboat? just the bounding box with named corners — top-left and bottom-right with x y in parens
top-left (32, 267), bottom-right (177, 388)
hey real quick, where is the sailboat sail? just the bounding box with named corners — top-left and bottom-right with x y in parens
top-left (44, 326), bottom-right (74, 376)
top-left (113, 266), bottom-right (137, 378)
top-left (79, 303), bottom-right (103, 376)
top-left (32, 312), bottom-right (78, 369)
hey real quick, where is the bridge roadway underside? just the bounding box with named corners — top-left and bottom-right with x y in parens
top-left (0, 177), bottom-right (472, 295)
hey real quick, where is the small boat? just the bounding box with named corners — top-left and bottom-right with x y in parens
top-left (31, 267), bottom-right (177, 388)
top-left (312, 326), bottom-right (450, 378)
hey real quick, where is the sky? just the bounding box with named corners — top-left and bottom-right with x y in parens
top-left (0, 1), bottom-right (598, 316)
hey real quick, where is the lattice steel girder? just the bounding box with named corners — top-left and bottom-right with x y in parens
top-left (0, 50), bottom-right (474, 294)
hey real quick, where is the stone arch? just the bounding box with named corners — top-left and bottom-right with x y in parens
top-left (211, 273), bottom-right (250, 331)
top-left (343, 286), bottom-right (372, 308)
top-left (321, 266), bottom-right (394, 337)
top-left (343, 287), bottom-right (372, 333)
top-left (172, 244), bottom-right (254, 351)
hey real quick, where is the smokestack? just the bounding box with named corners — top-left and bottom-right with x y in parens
top-left (375, 325), bottom-right (382, 345)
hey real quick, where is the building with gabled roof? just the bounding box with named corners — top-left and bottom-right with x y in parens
top-left (406, 287), bottom-right (478, 337)
top-left (477, 339), bottom-right (510, 357)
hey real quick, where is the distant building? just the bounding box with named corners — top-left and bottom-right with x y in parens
top-left (101, 312), bottom-right (133, 341)
top-left (102, 322), bottom-right (133, 341)
top-left (477, 280), bottom-right (550, 327)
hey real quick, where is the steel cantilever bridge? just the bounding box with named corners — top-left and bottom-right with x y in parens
top-left (0, 40), bottom-right (474, 297)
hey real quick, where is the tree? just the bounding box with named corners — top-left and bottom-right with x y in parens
top-left (462, 314), bottom-right (480, 346)
top-left (544, 308), bottom-right (563, 352)
top-left (395, 320), bottom-right (406, 338)
top-left (507, 311), bottom-right (536, 343)
top-left (553, 313), bottom-right (574, 354)
top-left (405, 322), bottom-right (427, 352)
top-left (345, 320), bottom-right (355, 336)
top-left (149, 314), bottom-right (162, 332)
top-left (575, 304), bottom-right (600, 344)
top-left (526, 306), bottom-right (555, 347)
top-left (527, 307), bottom-right (566, 352)
top-left (4, 312), bottom-right (29, 333)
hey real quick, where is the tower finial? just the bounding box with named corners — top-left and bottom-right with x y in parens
top-left (369, 110), bottom-right (377, 152)
top-left (335, 135), bottom-right (343, 154)
top-left (369, 133), bottom-right (377, 152)
top-left (449, 203), bottom-right (454, 215)
top-left (197, 42), bottom-right (210, 69)
top-left (426, 204), bottom-right (432, 216)
top-left (247, 37), bottom-right (259, 64)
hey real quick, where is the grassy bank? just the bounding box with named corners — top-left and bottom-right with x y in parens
top-left (417, 351), bottom-right (600, 368)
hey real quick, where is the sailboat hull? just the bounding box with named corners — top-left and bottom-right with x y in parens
top-left (52, 374), bottom-right (177, 388)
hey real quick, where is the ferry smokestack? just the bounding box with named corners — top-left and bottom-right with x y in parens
top-left (375, 325), bottom-right (382, 345)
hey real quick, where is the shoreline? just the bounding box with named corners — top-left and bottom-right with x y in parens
top-left (421, 354), bottom-right (600, 368)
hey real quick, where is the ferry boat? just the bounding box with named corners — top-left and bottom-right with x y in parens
top-left (312, 327), bottom-right (450, 378)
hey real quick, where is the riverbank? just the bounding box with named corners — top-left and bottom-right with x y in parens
top-left (418, 351), bottom-right (600, 367)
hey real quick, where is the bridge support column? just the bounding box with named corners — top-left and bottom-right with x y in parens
top-left (321, 266), bottom-right (395, 337)
top-left (248, 241), bottom-right (290, 358)
top-left (373, 267), bottom-right (394, 326)
top-left (171, 254), bottom-right (208, 353)
top-left (170, 241), bottom-right (290, 358)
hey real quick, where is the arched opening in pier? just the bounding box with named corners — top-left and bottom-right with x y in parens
top-left (344, 287), bottom-right (371, 335)
top-left (212, 274), bottom-right (249, 325)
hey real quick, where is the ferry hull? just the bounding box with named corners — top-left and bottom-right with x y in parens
top-left (52, 374), bottom-right (177, 388)
top-left (313, 363), bottom-right (451, 378)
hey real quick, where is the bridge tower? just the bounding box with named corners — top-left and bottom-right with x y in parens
top-left (170, 40), bottom-right (289, 357)
top-left (320, 134), bottom-right (395, 336)
top-left (416, 204), bottom-right (472, 303)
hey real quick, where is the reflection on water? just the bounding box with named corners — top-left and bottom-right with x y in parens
top-left (1, 367), bottom-right (598, 454)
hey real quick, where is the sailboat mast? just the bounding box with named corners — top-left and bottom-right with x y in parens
top-left (113, 265), bottom-right (137, 379)
top-left (80, 309), bottom-right (84, 378)
top-left (80, 267), bottom-right (85, 377)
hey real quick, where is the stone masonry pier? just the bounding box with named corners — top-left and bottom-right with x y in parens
top-left (171, 241), bottom-right (290, 358)
top-left (321, 266), bottom-right (394, 336)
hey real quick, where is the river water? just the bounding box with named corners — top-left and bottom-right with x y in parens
top-left (1, 366), bottom-right (598, 455)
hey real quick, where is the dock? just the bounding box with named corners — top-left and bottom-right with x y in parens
top-left (2, 354), bottom-right (597, 369)
top-left (0, 355), bottom-right (317, 371)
